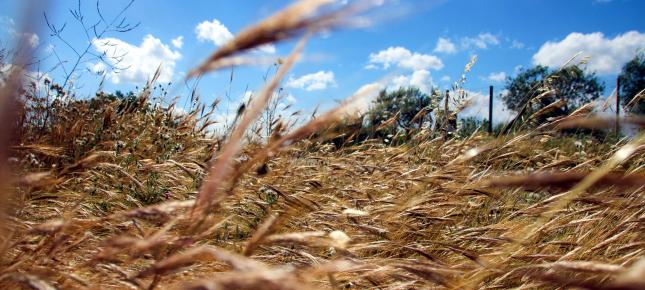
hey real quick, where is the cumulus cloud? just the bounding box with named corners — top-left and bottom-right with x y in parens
top-left (92, 34), bottom-right (181, 84)
top-left (171, 36), bottom-right (183, 49)
top-left (510, 40), bottom-right (525, 49)
top-left (195, 19), bottom-right (275, 53)
top-left (513, 65), bottom-right (524, 75)
top-left (434, 37), bottom-right (457, 54)
top-left (432, 33), bottom-right (518, 53)
top-left (486, 71), bottom-right (507, 82)
top-left (346, 82), bottom-right (385, 114)
top-left (0, 16), bottom-right (14, 27)
top-left (459, 90), bottom-right (515, 125)
top-left (0, 63), bottom-right (54, 98)
top-left (532, 31), bottom-right (645, 75)
top-left (285, 93), bottom-right (297, 104)
top-left (195, 19), bottom-right (233, 46)
top-left (346, 69), bottom-right (433, 115)
top-left (90, 62), bottom-right (107, 74)
top-left (391, 69), bottom-right (433, 94)
top-left (286, 71), bottom-right (337, 91)
top-left (27, 33), bottom-right (39, 48)
top-left (1, 16), bottom-right (39, 48)
top-left (364, 64), bottom-right (378, 70)
top-left (368, 46), bottom-right (443, 71)
top-left (13, 32), bottom-right (40, 48)
top-left (461, 33), bottom-right (500, 50)
top-left (207, 90), bottom-right (298, 136)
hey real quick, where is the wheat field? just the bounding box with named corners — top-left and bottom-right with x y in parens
top-left (1, 0), bottom-right (644, 289)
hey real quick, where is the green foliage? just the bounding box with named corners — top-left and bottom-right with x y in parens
top-left (457, 117), bottom-right (484, 138)
top-left (458, 117), bottom-right (505, 138)
top-left (503, 65), bottom-right (605, 122)
top-left (366, 87), bottom-right (437, 135)
top-left (618, 53), bottom-right (645, 114)
top-left (135, 171), bottom-right (169, 205)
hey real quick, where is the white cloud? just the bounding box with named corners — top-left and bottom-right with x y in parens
top-left (434, 37), bottom-right (457, 54)
top-left (210, 110), bottom-right (236, 134)
top-left (0, 16), bottom-right (14, 27)
top-left (513, 65), bottom-right (524, 75)
top-left (347, 82), bottom-right (385, 114)
top-left (286, 71), bottom-right (337, 91)
top-left (0, 64), bottom-right (54, 98)
top-left (368, 46), bottom-right (443, 71)
top-left (92, 34), bottom-right (182, 84)
top-left (21, 34), bottom-right (40, 49)
top-left (207, 91), bottom-right (254, 134)
top-left (532, 31), bottom-right (645, 75)
top-left (195, 19), bottom-right (233, 46)
top-left (391, 69), bottom-right (433, 94)
top-left (510, 40), bottom-right (525, 49)
top-left (0, 17), bottom-right (38, 48)
top-left (461, 33), bottom-right (500, 50)
top-left (14, 32), bottom-right (40, 48)
top-left (207, 90), bottom-right (299, 136)
top-left (241, 90), bottom-right (254, 103)
top-left (195, 19), bottom-right (276, 53)
top-left (90, 62), bottom-right (107, 74)
top-left (44, 43), bottom-right (54, 53)
top-left (285, 93), bottom-right (297, 104)
top-left (173, 106), bottom-right (187, 116)
top-left (440, 75), bottom-right (451, 82)
top-left (354, 82), bottom-right (384, 96)
top-left (171, 36), bottom-right (183, 49)
top-left (459, 90), bottom-right (515, 125)
top-left (364, 64), bottom-right (378, 70)
top-left (486, 71), bottom-right (507, 82)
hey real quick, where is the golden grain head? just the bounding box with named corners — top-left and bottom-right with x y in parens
top-left (2, 0), bottom-right (643, 289)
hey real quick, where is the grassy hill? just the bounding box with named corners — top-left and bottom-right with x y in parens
top-left (1, 1), bottom-right (644, 289)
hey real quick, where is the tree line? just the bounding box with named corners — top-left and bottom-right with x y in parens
top-left (358, 53), bottom-right (644, 144)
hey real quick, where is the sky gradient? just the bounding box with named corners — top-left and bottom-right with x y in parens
top-left (1, 0), bottom-right (644, 127)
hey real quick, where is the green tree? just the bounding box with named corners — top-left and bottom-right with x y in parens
top-left (503, 65), bottom-right (605, 122)
top-left (366, 87), bottom-right (437, 135)
top-left (457, 117), bottom-right (484, 138)
top-left (618, 53), bottom-right (645, 114)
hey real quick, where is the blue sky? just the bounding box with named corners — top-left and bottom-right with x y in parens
top-left (1, 0), bottom-right (644, 126)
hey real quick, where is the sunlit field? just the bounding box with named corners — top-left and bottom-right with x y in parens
top-left (0, 0), bottom-right (643, 289)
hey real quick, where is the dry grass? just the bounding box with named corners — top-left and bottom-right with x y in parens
top-left (1, 1), bottom-right (644, 289)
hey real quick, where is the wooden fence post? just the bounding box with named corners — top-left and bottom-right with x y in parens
top-left (489, 86), bottom-right (493, 133)
top-left (616, 77), bottom-right (620, 134)
top-left (444, 90), bottom-right (449, 115)
top-left (443, 90), bottom-right (449, 139)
